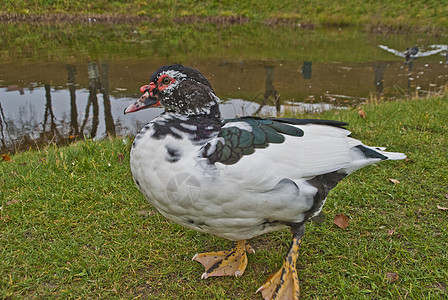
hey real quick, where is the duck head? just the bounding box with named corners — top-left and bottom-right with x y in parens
top-left (124, 65), bottom-right (220, 117)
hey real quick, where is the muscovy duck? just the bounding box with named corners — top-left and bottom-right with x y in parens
top-left (124, 65), bottom-right (406, 299)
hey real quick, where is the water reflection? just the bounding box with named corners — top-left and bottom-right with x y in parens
top-left (301, 61), bottom-right (312, 80)
top-left (0, 57), bottom-right (447, 153)
top-left (379, 43), bottom-right (448, 96)
top-left (373, 62), bottom-right (386, 96)
top-left (378, 44), bottom-right (447, 64)
top-left (1, 60), bottom-right (121, 152)
top-left (67, 65), bottom-right (79, 137)
top-left (43, 84), bottom-right (58, 139)
top-left (254, 66), bottom-right (279, 115)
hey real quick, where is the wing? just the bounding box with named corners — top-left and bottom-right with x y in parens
top-left (195, 117), bottom-right (404, 237)
top-left (201, 117), bottom-right (347, 166)
top-left (378, 45), bottom-right (405, 57)
top-left (269, 117), bottom-right (347, 128)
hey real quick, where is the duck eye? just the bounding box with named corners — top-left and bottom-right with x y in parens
top-left (161, 76), bottom-right (171, 85)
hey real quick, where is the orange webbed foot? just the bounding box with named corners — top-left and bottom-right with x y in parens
top-left (192, 240), bottom-right (255, 278)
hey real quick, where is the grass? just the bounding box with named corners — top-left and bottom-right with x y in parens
top-left (2, 0), bottom-right (448, 28)
top-left (1, 95), bottom-right (447, 298)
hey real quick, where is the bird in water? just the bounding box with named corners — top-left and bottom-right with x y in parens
top-left (124, 65), bottom-right (406, 299)
top-left (404, 46), bottom-right (419, 64)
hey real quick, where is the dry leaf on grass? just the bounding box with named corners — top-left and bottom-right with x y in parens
top-left (437, 205), bottom-right (448, 211)
top-left (388, 178), bottom-right (400, 184)
top-left (387, 229), bottom-right (396, 236)
top-left (333, 214), bottom-right (349, 229)
top-left (385, 272), bottom-right (399, 283)
top-left (358, 110), bottom-right (366, 119)
top-left (404, 157), bottom-right (413, 163)
top-left (6, 199), bottom-right (19, 206)
top-left (118, 153), bottom-right (125, 164)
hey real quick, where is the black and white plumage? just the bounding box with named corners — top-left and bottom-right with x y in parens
top-left (124, 65), bottom-right (406, 299)
top-left (378, 44), bottom-right (447, 64)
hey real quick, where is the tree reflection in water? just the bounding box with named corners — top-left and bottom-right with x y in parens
top-left (0, 60), bottom-right (116, 153)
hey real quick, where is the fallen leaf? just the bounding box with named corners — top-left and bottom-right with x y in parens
top-left (137, 210), bottom-right (155, 217)
top-left (388, 178), bottom-right (400, 184)
top-left (118, 153), bottom-right (125, 163)
top-left (387, 229), bottom-right (396, 236)
top-left (2, 154), bottom-right (11, 161)
top-left (437, 205), bottom-right (448, 211)
top-left (358, 110), bottom-right (366, 119)
top-left (6, 199), bottom-right (19, 206)
top-left (385, 272), bottom-right (399, 283)
top-left (333, 214), bottom-right (349, 229)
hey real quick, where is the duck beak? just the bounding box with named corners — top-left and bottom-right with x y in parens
top-left (124, 88), bottom-right (160, 114)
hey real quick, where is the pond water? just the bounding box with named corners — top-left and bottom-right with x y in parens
top-left (0, 23), bottom-right (447, 153)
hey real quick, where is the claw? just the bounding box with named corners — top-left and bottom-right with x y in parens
top-left (192, 240), bottom-right (254, 279)
top-left (257, 226), bottom-right (305, 300)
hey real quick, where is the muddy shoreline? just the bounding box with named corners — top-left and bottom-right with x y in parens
top-left (1, 13), bottom-right (444, 34)
top-left (0, 13), bottom-right (250, 25)
top-left (0, 13), bottom-right (316, 28)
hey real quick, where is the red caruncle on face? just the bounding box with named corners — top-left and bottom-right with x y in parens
top-left (139, 74), bottom-right (177, 98)
top-left (157, 75), bottom-right (176, 91)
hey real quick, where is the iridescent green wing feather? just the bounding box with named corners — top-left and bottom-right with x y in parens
top-left (203, 117), bottom-right (305, 165)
